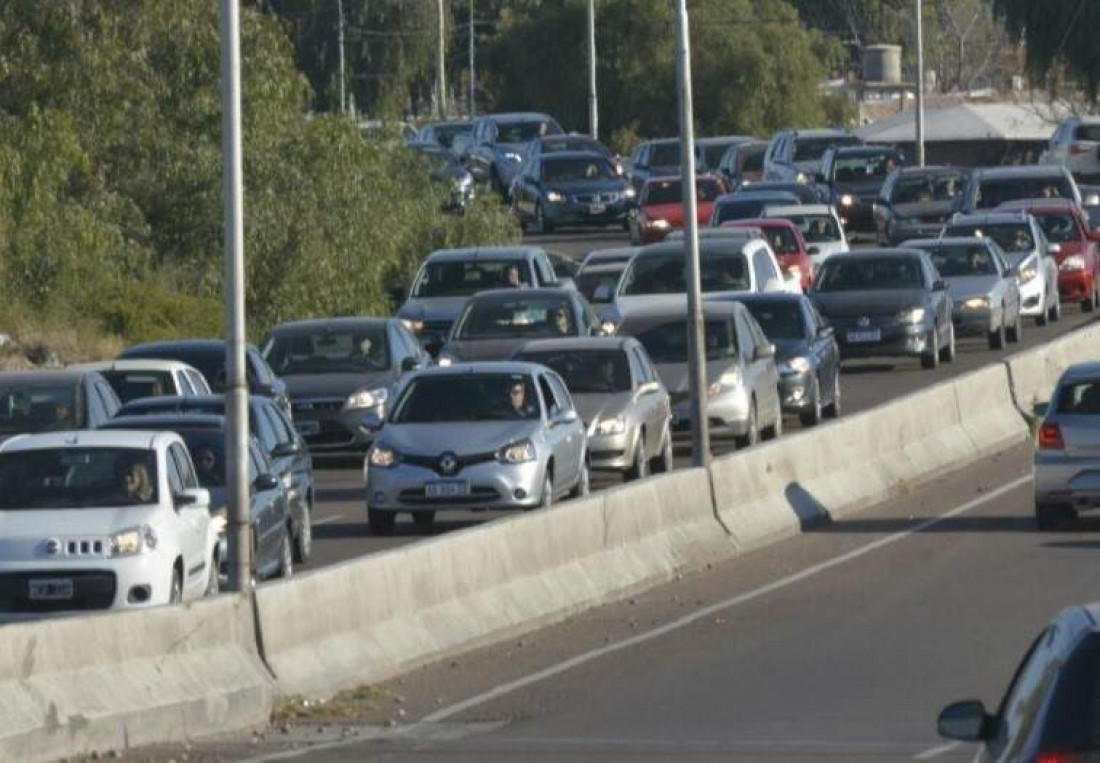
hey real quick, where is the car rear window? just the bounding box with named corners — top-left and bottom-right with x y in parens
top-left (1057, 381), bottom-right (1100, 414)
top-left (1074, 124), bottom-right (1100, 142)
top-left (975, 176), bottom-right (1075, 209)
top-left (1035, 213), bottom-right (1082, 243)
top-left (815, 257), bottom-right (924, 291)
top-left (631, 319), bottom-right (737, 363)
top-left (1039, 633), bottom-right (1100, 753)
top-left (100, 371), bottom-right (176, 403)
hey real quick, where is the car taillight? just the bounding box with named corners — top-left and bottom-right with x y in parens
top-left (1038, 422), bottom-right (1065, 451)
top-left (1036, 752), bottom-right (1086, 763)
top-left (1070, 142), bottom-right (1091, 156)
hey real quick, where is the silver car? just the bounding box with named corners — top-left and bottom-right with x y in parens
top-left (618, 301), bottom-right (782, 448)
top-left (363, 363), bottom-right (588, 535)
top-left (514, 337), bottom-right (673, 479)
top-left (1034, 362), bottom-right (1100, 529)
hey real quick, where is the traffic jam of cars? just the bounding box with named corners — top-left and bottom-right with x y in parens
top-left (3, 108), bottom-right (1100, 649)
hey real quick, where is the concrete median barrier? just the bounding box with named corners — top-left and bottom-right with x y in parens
top-left (255, 467), bottom-right (731, 697)
top-left (0, 594), bottom-right (272, 762)
top-left (1005, 323), bottom-right (1100, 414)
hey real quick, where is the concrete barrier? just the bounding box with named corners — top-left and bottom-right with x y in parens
top-left (1005, 323), bottom-right (1100, 414)
top-left (0, 594), bottom-right (272, 761)
top-left (255, 468), bottom-right (732, 696)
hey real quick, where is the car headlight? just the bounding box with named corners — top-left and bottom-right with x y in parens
top-left (1018, 267), bottom-right (1037, 284)
top-left (795, 172), bottom-right (810, 184)
top-left (596, 415), bottom-right (626, 436)
top-left (368, 445), bottom-right (398, 468)
top-left (401, 318), bottom-right (424, 333)
top-left (600, 320), bottom-right (618, 336)
top-left (546, 190), bottom-right (566, 203)
top-left (897, 307), bottom-right (926, 324)
top-left (497, 439), bottom-right (536, 464)
top-left (504, 152), bottom-right (522, 163)
top-left (779, 356), bottom-right (812, 375)
top-left (785, 265), bottom-right (803, 280)
top-left (456, 173), bottom-right (473, 189)
top-left (839, 194), bottom-right (855, 207)
top-left (108, 525), bottom-right (157, 558)
top-left (437, 353), bottom-right (456, 367)
top-left (963, 297), bottom-right (989, 310)
top-left (707, 369), bottom-right (742, 397)
top-left (1061, 254), bottom-right (1086, 271)
top-left (623, 186), bottom-right (636, 200)
top-left (345, 387), bottom-right (388, 411)
top-left (646, 218), bottom-right (671, 230)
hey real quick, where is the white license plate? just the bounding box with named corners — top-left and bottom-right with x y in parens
top-left (28, 578), bottom-right (74, 601)
top-left (425, 481), bottom-right (470, 499)
top-left (588, 203), bottom-right (606, 215)
top-left (295, 420), bottom-right (321, 436)
top-left (847, 329), bottom-right (882, 343)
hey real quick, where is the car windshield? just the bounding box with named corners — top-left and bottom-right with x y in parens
top-left (517, 350), bottom-right (631, 393)
top-left (633, 319), bottom-right (737, 363)
top-left (762, 227), bottom-right (800, 255)
top-left (1035, 632), bottom-right (1100, 752)
top-left (497, 119), bottom-right (561, 144)
top-left (891, 172), bottom-right (966, 203)
top-left (946, 223), bottom-right (1034, 260)
top-left (645, 179), bottom-right (722, 205)
top-left (1035, 213), bottom-right (1081, 243)
top-left (921, 245), bottom-right (999, 277)
top-left (576, 270), bottom-right (622, 304)
top-left (831, 153), bottom-right (897, 183)
top-left (975, 177), bottom-right (1074, 209)
top-left (265, 326), bottom-right (390, 374)
top-left (542, 157), bottom-right (616, 182)
top-left (426, 123), bottom-right (470, 148)
top-left (455, 296), bottom-right (577, 339)
top-left (742, 301), bottom-right (806, 341)
top-left (0, 384), bottom-right (80, 435)
top-left (1057, 380), bottom-right (1100, 414)
top-left (649, 143), bottom-right (681, 167)
top-left (623, 253), bottom-right (750, 295)
top-left (0, 447), bottom-right (159, 509)
top-left (780, 213), bottom-right (842, 243)
top-left (541, 138), bottom-right (601, 154)
top-left (815, 257), bottom-right (925, 291)
top-left (413, 147), bottom-right (456, 171)
top-left (793, 136), bottom-right (860, 162)
top-left (180, 432), bottom-right (227, 488)
top-left (741, 145), bottom-right (766, 172)
top-left (100, 371), bottom-right (175, 403)
top-left (391, 374), bottom-right (540, 422)
top-left (700, 142), bottom-right (735, 169)
top-left (412, 259), bottom-right (532, 298)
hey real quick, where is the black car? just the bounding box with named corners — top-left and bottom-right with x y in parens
top-left (696, 135), bottom-right (756, 173)
top-left (464, 112), bottom-right (564, 196)
top-left (415, 119), bottom-right (473, 151)
top-left (511, 151), bottom-right (634, 233)
top-left (262, 317), bottom-right (428, 455)
top-left (98, 414), bottom-right (293, 582)
top-left (716, 139), bottom-right (768, 188)
top-left (408, 142), bottom-right (474, 212)
top-left (116, 394), bottom-right (315, 564)
top-left (626, 138), bottom-right (682, 195)
top-left (0, 370), bottom-right (121, 439)
top-left (809, 249), bottom-right (956, 369)
top-left (119, 339), bottom-right (290, 417)
top-left (957, 165), bottom-right (1081, 215)
top-left (713, 293), bottom-right (841, 426)
top-left (818, 144), bottom-right (907, 235)
top-left (874, 165), bottom-right (970, 245)
top-left (710, 191), bottom-right (801, 226)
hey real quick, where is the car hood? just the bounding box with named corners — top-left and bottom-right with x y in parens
top-left (381, 421), bottom-right (538, 456)
top-left (0, 505), bottom-right (163, 557)
top-left (834, 180), bottom-right (886, 199)
top-left (431, 166), bottom-right (471, 184)
top-left (811, 288), bottom-right (928, 318)
top-left (774, 339), bottom-right (811, 362)
top-left (653, 360), bottom-right (733, 392)
top-left (806, 240), bottom-right (849, 260)
top-left (946, 275), bottom-right (1000, 302)
top-left (283, 372), bottom-right (394, 399)
top-left (444, 337), bottom-right (537, 362)
top-left (892, 200), bottom-right (954, 222)
top-left (545, 179), bottom-right (629, 196)
top-left (398, 297), bottom-right (470, 325)
top-left (643, 200), bottom-right (714, 227)
top-left (570, 391), bottom-right (633, 428)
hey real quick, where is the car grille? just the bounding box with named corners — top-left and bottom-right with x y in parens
top-left (574, 192), bottom-right (623, 204)
top-left (64, 538), bottom-right (108, 557)
top-left (398, 486), bottom-right (501, 505)
top-left (0, 570), bottom-right (117, 612)
top-left (308, 419), bottom-right (357, 448)
top-left (402, 451), bottom-right (497, 476)
top-left (293, 398), bottom-right (343, 415)
top-left (421, 320), bottom-right (453, 338)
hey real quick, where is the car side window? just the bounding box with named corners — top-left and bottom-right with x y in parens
top-left (249, 350), bottom-right (275, 386)
top-left (537, 374), bottom-right (560, 416)
top-left (537, 254), bottom-right (558, 285)
top-left (190, 370), bottom-right (212, 395)
top-left (627, 347), bottom-right (647, 386)
top-left (247, 443), bottom-right (263, 483)
top-left (86, 381), bottom-right (108, 424)
top-left (988, 627), bottom-right (1057, 758)
top-left (548, 374), bottom-right (573, 413)
top-left (747, 314), bottom-right (769, 348)
top-left (751, 249), bottom-right (774, 288)
top-left (734, 313), bottom-right (757, 360)
top-left (166, 446), bottom-right (186, 496)
top-left (170, 443), bottom-right (199, 489)
top-left (253, 404), bottom-right (281, 452)
top-left (176, 371), bottom-right (196, 396)
top-left (263, 403), bottom-right (296, 446)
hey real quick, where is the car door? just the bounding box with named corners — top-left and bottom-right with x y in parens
top-left (631, 345), bottom-right (667, 458)
top-left (246, 441), bottom-right (283, 577)
top-left (806, 300), bottom-right (839, 393)
top-left (743, 310), bottom-right (780, 422)
top-left (167, 443), bottom-right (208, 598)
top-left (548, 372), bottom-right (584, 486)
top-left (537, 373), bottom-right (577, 492)
top-left (261, 401), bottom-right (311, 535)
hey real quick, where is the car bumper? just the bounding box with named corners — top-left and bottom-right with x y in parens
top-left (779, 370), bottom-right (817, 413)
top-left (951, 306), bottom-right (994, 337)
top-left (366, 459), bottom-right (545, 512)
top-left (670, 387), bottom-right (752, 436)
top-left (1018, 277), bottom-right (1047, 316)
top-left (587, 428), bottom-right (640, 471)
top-left (545, 200), bottom-right (631, 227)
top-left (1058, 269), bottom-right (1095, 300)
top-left (291, 402), bottom-right (378, 454)
top-left (1035, 453), bottom-right (1100, 510)
top-left (834, 321), bottom-right (932, 359)
top-left (885, 220), bottom-right (948, 245)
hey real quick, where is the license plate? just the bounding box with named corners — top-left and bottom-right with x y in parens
top-left (295, 420), bottom-right (321, 436)
top-left (588, 203), bottom-right (606, 215)
top-left (847, 329), bottom-right (882, 343)
top-left (28, 578), bottom-right (73, 601)
top-left (425, 481), bottom-right (470, 498)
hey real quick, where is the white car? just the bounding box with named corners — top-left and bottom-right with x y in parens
top-left (762, 204), bottom-right (850, 266)
top-left (68, 359), bottom-right (212, 404)
top-left (1040, 115), bottom-right (1100, 182)
top-left (0, 430), bottom-right (220, 617)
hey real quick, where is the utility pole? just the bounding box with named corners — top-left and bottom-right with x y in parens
top-left (674, 0), bottom-right (709, 466)
top-left (468, 0), bottom-right (475, 118)
top-left (437, 0), bottom-right (447, 118)
top-left (915, 0), bottom-right (925, 166)
top-left (587, 0), bottom-right (598, 139)
top-left (337, 0), bottom-right (347, 115)
top-left (219, 0), bottom-right (251, 594)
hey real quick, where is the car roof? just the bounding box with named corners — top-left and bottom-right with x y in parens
top-left (949, 212), bottom-right (1031, 225)
top-left (717, 191), bottom-right (799, 202)
top-left (647, 231), bottom-right (759, 252)
top-left (584, 246), bottom-right (638, 260)
top-left (829, 144), bottom-right (899, 155)
top-left (270, 317), bottom-right (392, 334)
top-left (972, 165), bottom-right (1069, 179)
top-left (0, 429), bottom-right (168, 453)
top-left (724, 217), bottom-right (796, 230)
top-left (100, 413), bottom-right (227, 431)
top-left (68, 359), bottom-right (199, 374)
top-left (696, 135), bottom-right (755, 145)
top-left (424, 246), bottom-right (545, 263)
top-left (486, 112), bottom-right (557, 123)
top-left (516, 337), bottom-right (637, 353)
top-left (1060, 362), bottom-right (1100, 382)
top-left (765, 204), bottom-right (833, 216)
top-left (578, 262), bottom-right (627, 274)
top-left (996, 198), bottom-right (1078, 213)
top-left (423, 119), bottom-right (472, 128)
top-left (410, 361), bottom-right (549, 378)
top-left (464, 287), bottom-right (576, 302)
top-left (902, 236), bottom-right (989, 248)
top-left (118, 394), bottom-right (267, 414)
top-left (644, 174), bottom-right (721, 185)
top-left (789, 128), bottom-right (856, 139)
top-left (617, 300), bottom-right (740, 323)
top-left (893, 165), bottom-right (967, 176)
top-left (640, 137), bottom-right (679, 146)
top-left (827, 247), bottom-right (926, 260)
top-left (539, 150), bottom-right (615, 163)
top-left (121, 339), bottom-right (240, 356)
top-left (0, 370), bottom-right (88, 385)
top-left (715, 291), bottom-right (806, 307)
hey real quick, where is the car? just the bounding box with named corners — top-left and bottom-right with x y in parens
top-left (1033, 362), bottom-right (1100, 529)
top-left (716, 139), bottom-right (769, 188)
top-left (114, 394), bottom-right (315, 564)
top-left (721, 218), bottom-right (815, 291)
top-left (546, 250), bottom-right (582, 288)
top-left (762, 204), bottom-right (851, 262)
top-left (119, 339), bottom-right (291, 417)
top-left (937, 604), bottom-right (1100, 761)
top-left (628, 175), bottom-right (725, 245)
top-left (581, 245), bottom-right (640, 269)
top-left (957, 165), bottom-right (1081, 215)
top-left (625, 138), bottom-right (683, 195)
top-left (514, 337), bottom-right (673, 479)
top-left (1039, 115), bottom-right (1100, 182)
top-left (709, 190), bottom-right (801, 227)
top-left (0, 430), bottom-right (220, 615)
top-left (901, 237), bottom-right (1023, 350)
top-left (439, 287), bottom-right (603, 364)
top-left (464, 112), bottom-right (564, 196)
top-left (762, 128), bottom-right (862, 184)
top-left (1079, 183), bottom-right (1100, 228)
top-left (943, 211), bottom-right (1061, 325)
top-left (874, 165), bottom-right (970, 246)
top-left (358, 119), bottom-right (418, 144)
top-left (995, 198), bottom-right (1100, 311)
top-left (408, 142), bottom-right (475, 212)
top-left (617, 301), bottom-right (782, 447)
top-left (712, 293), bottom-right (841, 426)
top-left (732, 181), bottom-right (828, 205)
top-left (363, 362), bottom-right (589, 534)
top-left (415, 119), bottom-right (474, 152)
top-left (262, 317), bottom-right (429, 455)
top-left (67, 360), bottom-right (212, 404)
top-left (695, 135), bottom-right (756, 173)
top-left (511, 151), bottom-right (635, 233)
top-left (575, 261), bottom-right (629, 313)
top-left (99, 415), bottom-right (293, 583)
top-left (514, 134), bottom-right (622, 179)
top-left (0, 370), bottom-right (121, 440)
top-left (397, 247), bottom-right (566, 355)
top-left (809, 249), bottom-right (956, 369)
top-left (817, 144), bottom-right (906, 235)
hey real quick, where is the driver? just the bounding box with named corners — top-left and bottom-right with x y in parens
top-left (507, 380), bottom-right (535, 418)
top-left (552, 304), bottom-right (573, 335)
top-left (503, 265), bottom-right (525, 288)
top-left (967, 248), bottom-right (989, 273)
top-left (1012, 229), bottom-right (1032, 252)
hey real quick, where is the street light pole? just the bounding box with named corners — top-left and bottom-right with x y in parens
top-left (219, 0), bottom-right (251, 594)
top-left (468, 0), bottom-right (475, 118)
top-left (336, 0), bottom-right (347, 115)
top-left (915, 0), bottom-right (925, 166)
top-left (673, 0), bottom-right (709, 466)
top-left (587, 0), bottom-right (598, 140)
top-left (437, 0), bottom-right (447, 119)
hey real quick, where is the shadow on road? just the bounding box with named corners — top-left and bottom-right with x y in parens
top-left (316, 487), bottom-right (363, 504)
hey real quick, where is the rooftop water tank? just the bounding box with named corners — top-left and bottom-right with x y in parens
top-left (863, 44), bottom-right (902, 84)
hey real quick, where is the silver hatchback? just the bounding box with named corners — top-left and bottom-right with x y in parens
top-left (363, 363), bottom-right (588, 535)
top-left (1034, 362), bottom-right (1100, 529)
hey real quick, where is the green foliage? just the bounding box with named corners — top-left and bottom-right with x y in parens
top-left (994, 0), bottom-right (1100, 100)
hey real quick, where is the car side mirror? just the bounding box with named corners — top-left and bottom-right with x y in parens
top-left (253, 473), bottom-right (280, 493)
top-left (937, 700), bottom-right (992, 743)
top-left (817, 325), bottom-right (834, 339)
top-left (636, 380), bottom-right (661, 398)
top-left (553, 408), bottom-right (578, 426)
top-left (363, 409), bottom-right (385, 433)
top-left (1048, 243), bottom-right (1063, 255)
top-left (593, 284), bottom-right (613, 303)
top-left (1004, 266), bottom-right (1018, 280)
top-left (754, 343), bottom-right (776, 360)
top-left (933, 279), bottom-right (948, 292)
top-left (400, 356), bottom-right (418, 373)
top-left (807, 246), bottom-right (821, 256)
top-left (271, 440), bottom-right (302, 459)
top-left (174, 487), bottom-right (210, 510)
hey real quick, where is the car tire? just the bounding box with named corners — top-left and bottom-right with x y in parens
top-left (1051, 294), bottom-right (1062, 322)
top-left (921, 324), bottom-right (940, 369)
top-left (292, 503), bottom-right (312, 564)
top-left (626, 436), bottom-right (649, 481)
top-left (799, 377), bottom-right (823, 427)
top-left (539, 472), bottom-right (554, 509)
top-left (763, 401), bottom-right (783, 440)
top-left (411, 510), bottom-right (436, 528)
top-left (535, 203), bottom-right (554, 235)
top-left (988, 320), bottom-right (1005, 350)
top-left (1037, 296), bottom-right (1049, 326)
top-left (1082, 280), bottom-right (1097, 312)
top-left (570, 460), bottom-right (590, 498)
top-left (205, 554), bottom-right (220, 597)
top-left (367, 507), bottom-right (397, 536)
top-left (735, 399), bottom-right (759, 449)
top-left (939, 322), bottom-right (956, 363)
top-left (1007, 308), bottom-right (1023, 343)
top-left (824, 371), bottom-right (842, 419)
top-left (1036, 502), bottom-right (1075, 531)
top-left (169, 566), bottom-right (183, 605)
top-left (278, 529), bottom-right (293, 579)
top-left (652, 427), bottom-right (674, 473)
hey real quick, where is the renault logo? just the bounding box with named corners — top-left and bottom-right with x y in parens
top-left (439, 452), bottom-right (458, 475)
top-left (857, 316), bottom-right (871, 327)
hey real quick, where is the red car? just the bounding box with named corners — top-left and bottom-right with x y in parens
top-left (628, 175), bottom-right (725, 245)
top-left (721, 218), bottom-right (814, 291)
top-left (998, 199), bottom-right (1100, 310)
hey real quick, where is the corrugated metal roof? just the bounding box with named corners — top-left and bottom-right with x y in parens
top-left (856, 102), bottom-right (1067, 143)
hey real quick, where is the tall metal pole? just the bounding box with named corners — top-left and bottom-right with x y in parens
top-left (337, 0), bottom-right (347, 115)
top-left (674, 0), bottom-right (709, 466)
top-left (219, 0), bottom-right (251, 593)
top-left (468, 0), bottom-right (475, 118)
top-left (915, 0), bottom-right (925, 166)
top-left (437, 0), bottom-right (447, 118)
top-left (586, 0), bottom-right (598, 139)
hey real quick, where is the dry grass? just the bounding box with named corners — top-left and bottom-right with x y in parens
top-left (271, 686), bottom-right (388, 724)
top-left (0, 307), bottom-right (123, 368)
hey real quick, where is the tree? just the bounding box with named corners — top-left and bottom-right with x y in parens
top-left (993, 0), bottom-right (1100, 100)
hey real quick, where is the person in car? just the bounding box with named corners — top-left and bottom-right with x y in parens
top-left (552, 304), bottom-right (573, 335)
top-left (117, 459), bottom-right (154, 503)
top-left (503, 265), bottom-right (525, 288)
top-left (194, 447), bottom-right (220, 487)
top-left (507, 380), bottom-right (536, 418)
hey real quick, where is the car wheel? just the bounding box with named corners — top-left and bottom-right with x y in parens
top-left (1082, 280), bottom-right (1097, 312)
top-left (988, 319), bottom-right (1005, 350)
top-left (411, 510), bottom-right (436, 528)
top-left (570, 460), bottom-right (590, 498)
top-left (626, 436), bottom-right (649, 481)
top-left (278, 529), bottom-right (293, 579)
top-left (1007, 308), bottom-right (1023, 343)
top-left (539, 471), bottom-right (554, 509)
top-left (824, 370), bottom-right (842, 419)
top-left (205, 554), bottom-right (220, 597)
top-left (799, 377), bottom-right (822, 427)
top-left (764, 401), bottom-right (783, 440)
top-left (921, 324), bottom-right (940, 369)
top-left (292, 503), bottom-right (312, 564)
top-left (1036, 502), bottom-right (1075, 531)
top-left (939, 322), bottom-right (956, 363)
top-left (652, 426), bottom-right (674, 473)
top-left (169, 566), bottom-right (183, 605)
top-left (367, 507), bottom-right (397, 536)
top-left (1037, 295), bottom-right (1049, 326)
top-left (535, 203), bottom-right (554, 235)
top-left (1051, 294), bottom-right (1062, 322)
top-left (735, 399), bottom-right (759, 449)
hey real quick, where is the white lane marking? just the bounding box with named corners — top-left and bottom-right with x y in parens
top-left (422, 474), bottom-right (1033, 724)
top-left (915, 741), bottom-right (962, 759)
top-left (243, 722), bottom-right (506, 762)
top-left (312, 515), bottom-right (344, 526)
